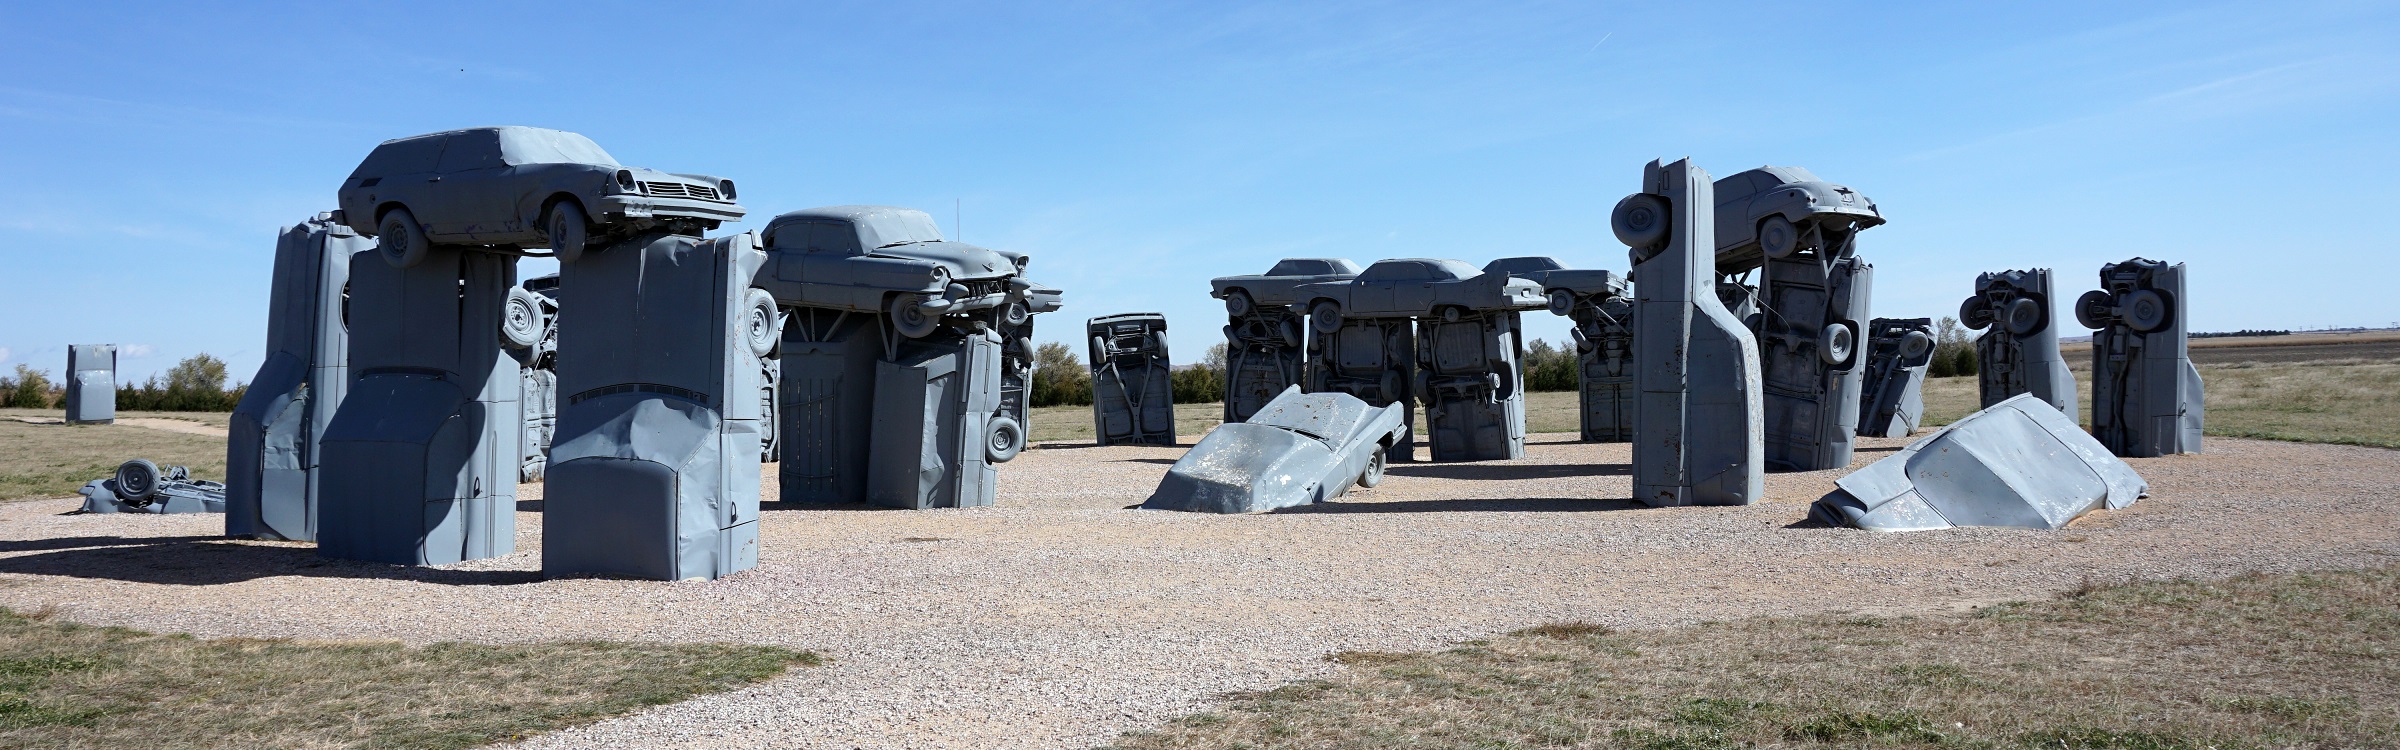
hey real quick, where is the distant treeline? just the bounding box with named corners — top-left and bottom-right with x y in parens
top-left (2192, 329), bottom-right (2291, 339)
top-left (0, 354), bottom-right (246, 412)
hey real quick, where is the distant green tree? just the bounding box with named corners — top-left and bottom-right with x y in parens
top-left (1029, 342), bottom-right (1092, 407)
top-left (2, 364), bottom-right (54, 408)
top-left (1522, 339), bottom-right (1578, 392)
top-left (1170, 343), bottom-right (1228, 404)
top-left (118, 353), bottom-right (245, 411)
top-left (1929, 317), bottom-right (1977, 378)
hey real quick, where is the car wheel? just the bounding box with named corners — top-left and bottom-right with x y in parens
top-left (1959, 297), bottom-right (1993, 330)
top-left (376, 208), bottom-right (430, 269)
top-left (741, 288), bottom-right (781, 358)
top-left (1611, 193), bottom-right (1670, 252)
top-left (1899, 330), bottom-right (1934, 360)
top-left (115, 459), bottom-right (162, 503)
top-left (888, 294), bottom-right (942, 338)
top-left (1546, 289), bottom-right (1577, 317)
top-left (1279, 318), bottom-right (1304, 349)
top-left (1440, 305), bottom-right (1463, 323)
top-left (1758, 215), bottom-right (1798, 259)
top-left (1309, 300), bottom-right (1344, 335)
top-left (500, 287), bottom-right (545, 349)
top-left (1001, 300), bottom-right (1031, 328)
top-left (2123, 289), bottom-right (2171, 333)
top-left (1358, 447), bottom-right (1386, 488)
top-left (1819, 323), bottom-right (1855, 366)
top-left (2075, 290), bottom-right (2114, 331)
top-left (2004, 297), bottom-right (2045, 336)
top-left (986, 415), bottom-right (1025, 463)
top-left (547, 202), bottom-right (592, 263)
top-left (1225, 289), bottom-right (1254, 318)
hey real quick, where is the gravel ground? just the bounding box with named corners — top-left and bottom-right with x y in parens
top-left (1, 434), bottom-right (2394, 749)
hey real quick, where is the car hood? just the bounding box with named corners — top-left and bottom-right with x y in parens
top-left (1143, 423), bottom-right (1338, 514)
top-left (866, 241), bottom-right (1017, 280)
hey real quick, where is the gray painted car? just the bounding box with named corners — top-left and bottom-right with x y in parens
top-left (761, 205), bottom-right (1038, 339)
top-left (1294, 258), bottom-right (1544, 334)
top-left (1209, 258), bottom-right (1363, 316)
top-left (80, 459), bottom-right (227, 515)
top-left (1481, 256), bottom-right (1625, 318)
top-left (336, 126), bottom-right (745, 268)
top-left (1711, 166), bottom-right (1884, 274)
top-left (1810, 394), bottom-right (2146, 531)
top-left (1144, 386), bottom-right (1407, 514)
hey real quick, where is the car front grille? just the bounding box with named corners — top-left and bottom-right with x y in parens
top-left (642, 181), bottom-right (723, 201)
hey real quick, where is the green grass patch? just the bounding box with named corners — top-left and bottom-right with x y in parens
top-left (1106, 568), bottom-right (2400, 749)
top-left (0, 418), bottom-right (227, 501)
top-left (0, 607), bottom-right (818, 749)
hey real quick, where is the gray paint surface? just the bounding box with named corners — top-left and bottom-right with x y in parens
top-left (2077, 258), bottom-right (2204, 457)
top-left (1088, 314), bottom-right (1176, 447)
top-left (1964, 268), bottom-right (2078, 415)
top-left (755, 205), bottom-right (1043, 509)
top-left (1415, 308), bottom-right (1530, 462)
top-left (1144, 386), bottom-right (1406, 514)
top-left (1712, 168), bottom-right (1880, 472)
top-left (1212, 259), bottom-right (1359, 423)
top-left (543, 232), bottom-right (766, 581)
top-left (227, 214), bottom-right (370, 541)
top-left (1484, 257), bottom-right (1633, 443)
top-left (1811, 394), bottom-right (2146, 531)
top-left (337, 126), bottom-right (743, 251)
top-left (316, 247), bottom-right (522, 566)
top-left (1710, 166), bottom-right (1885, 274)
top-left (515, 274), bottom-right (561, 481)
top-left (64, 345), bottom-right (115, 425)
top-left (1615, 158), bottom-right (1764, 506)
top-left (80, 461), bottom-right (226, 515)
top-left (1857, 318), bottom-right (1936, 438)
top-left (1304, 315), bottom-right (1417, 462)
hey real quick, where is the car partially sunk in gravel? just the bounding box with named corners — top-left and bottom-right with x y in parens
top-left (758, 205), bottom-right (1041, 338)
top-left (1293, 258), bottom-right (1544, 333)
top-left (1144, 386), bottom-right (1407, 514)
top-left (335, 126), bottom-right (745, 267)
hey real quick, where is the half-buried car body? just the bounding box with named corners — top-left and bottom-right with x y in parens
top-left (336, 127), bottom-right (745, 267)
top-left (1144, 387), bottom-right (1407, 514)
top-left (1810, 394), bottom-right (2146, 532)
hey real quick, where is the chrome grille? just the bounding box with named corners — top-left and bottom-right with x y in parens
top-left (642, 181), bottom-right (722, 201)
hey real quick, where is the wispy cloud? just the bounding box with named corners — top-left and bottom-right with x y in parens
top-left (121, 344), bottom-right (155, 358)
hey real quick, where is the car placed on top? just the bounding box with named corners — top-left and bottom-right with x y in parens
top-left (1710, 166), bottom-right (1883, 274)
top-left (1292, 258), bottom-right (1544, 333)
top-left (755, 205), bottom-right (1045, 338)
top-left (1208, 258), bottom-right (1363, 318)
top-left (336, 126), bottom-right (744, 268)
top-left (1481, 256), bottom-right (1628, 318)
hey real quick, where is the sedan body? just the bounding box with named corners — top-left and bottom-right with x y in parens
top-left (1144, 387), bottom-right (1408, 514)
top-left (336, 126), bottom-right (743, 248)
top-left (1710, 166), bottom-right (1883, 274)
top-left (1295, 258), bottom-right (1544, 320)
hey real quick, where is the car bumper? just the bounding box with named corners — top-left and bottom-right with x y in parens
top-left (597, 195), bottom-right (747, 222)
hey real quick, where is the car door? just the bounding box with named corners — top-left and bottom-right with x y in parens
top-left (430, 130), bottom-right (510, 241)
top-left (368, 135), bottom-right (448, 233)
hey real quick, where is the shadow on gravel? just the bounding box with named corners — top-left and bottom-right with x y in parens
top-left (0, 538), bottom-right (539, 586)
top-left (1112, 458), bottom-right (1180, 465)
top-left (1385, 463), bottom-right (1631, 480)
top-left (758, 501), bottom-right (909, 513)
top-left (0, 535), bottom-right (224, 554)
top-left (1275, 497), bottom-right (1644, 514)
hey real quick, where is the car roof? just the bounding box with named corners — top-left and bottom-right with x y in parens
top-left (763, 205), bottom-right (946, 250)
top-left (1360, 258), bottom-right (1480, 281)
top-left (1482, 256), bottom-right (1566, 275)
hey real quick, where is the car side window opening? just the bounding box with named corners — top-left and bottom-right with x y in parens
top-left (352, 136), bottom-right (447, 180)
top-left (1358, 262), bottom-right (1426, 282)
top-left (436, 130), bottom-right (503, 173)
top-left (497, 129), bottom-right (620, 166)
top-left (803, 222), bottom-right (862, 255)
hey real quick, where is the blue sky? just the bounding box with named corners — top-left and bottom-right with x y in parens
top-left (3, 1), bottom-right (2395, 383)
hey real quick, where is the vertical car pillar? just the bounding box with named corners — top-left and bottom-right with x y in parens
top-left (775, 308), bottom-right (880, 503)
top-left (869, 330), bottom-right (1008, 508)
top-left (1415, 310), bottom-right (1528, 461)
top-left (228, 214), bottom-right (371, 541)
top-left (1856, 318), bottom-right (1936, 438)
top-left (1483, 258), bottom-right (1633, 443)
top-left (1088, 313), bottom-right (1177, 446)
top-left (1614, 158), bottom-right (1764, 507)
top-left (64, 345), bottom-right (115, 425)
top-left (515, 275), bottom-right (561, 481)
top-left (543, 232), bottom-right (769, 580)
top-left (1753, 253), bottom-right (1873, 471)
top-left (317, 246), bottom-right (524, 566)
top-left (1306, 316), bottom-right (1416, 462)
top-left (2077, 258), bottom-right (2203, 457)
top-left (1962, 269), bottom-right (2078, 415)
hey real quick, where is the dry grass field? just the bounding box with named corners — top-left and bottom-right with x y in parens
top-left (1110, 567), bottom-right (2399, 749)
top-left (0, 414), bottom-right (226, 501)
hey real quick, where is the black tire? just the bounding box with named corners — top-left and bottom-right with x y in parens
top-left (1960, 297), bottom-right (1993, 330)
top-left (1358, 447), bottom-right (1386, 488)
top-left (1225, 289), bottom-right (1254, 318)
top-left (500, 287), bottom-right (544, 349)
top-left (376, 208), bottom-right (429, 269)
top-left (547, 201), bottom-right (592, 263)
top-left (1546, 289), bottom-right (1577, 317)
top-left (1758, 215), bottom-right (1798, 259)
top-left (2005, 297), bottom-right (2045, 336)
top-left (1309, 300), bottom-right (1344, 335)
top-left (1279, 318), bottom-right (1304, 349)
top-left (741, 288), bottom-right (781, 358)
top-left (115, 459), bottom-right (162, 501)
top-left (986, 415), bottom-right (1025, 463)
top-left (1611, 193), bottom-right (1670, 250)
top-left (2124, 289), bottom-right (2171, 333)
top-left (2075, 290), bottom-right (2113, 330)
top-left (889, 294), bottom-right (941, 338)
top-left (1440, 305), bottom-right (1463, 324)
top-left (1819, 323), bottom-right (1856, 366)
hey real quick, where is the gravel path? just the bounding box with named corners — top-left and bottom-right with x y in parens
top-left (1, 434), bottom-right (2393, 749)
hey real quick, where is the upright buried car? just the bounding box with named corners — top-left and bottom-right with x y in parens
top-left (1143, 386), bottom-right (1407, 514)
top-left (335, 126), bottom-right (745, 267)
top-left (761, 205), bottom-right (1039, 338)
top-left (1295, 258), bottom-right (1544, 334)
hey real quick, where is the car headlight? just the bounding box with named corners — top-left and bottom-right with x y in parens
top-left (615, 170), bottom-right (640, 192)
top-left (927, 266), bottom-right (950, 287)
top-left (718, 179), bottom-right (737, 201)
